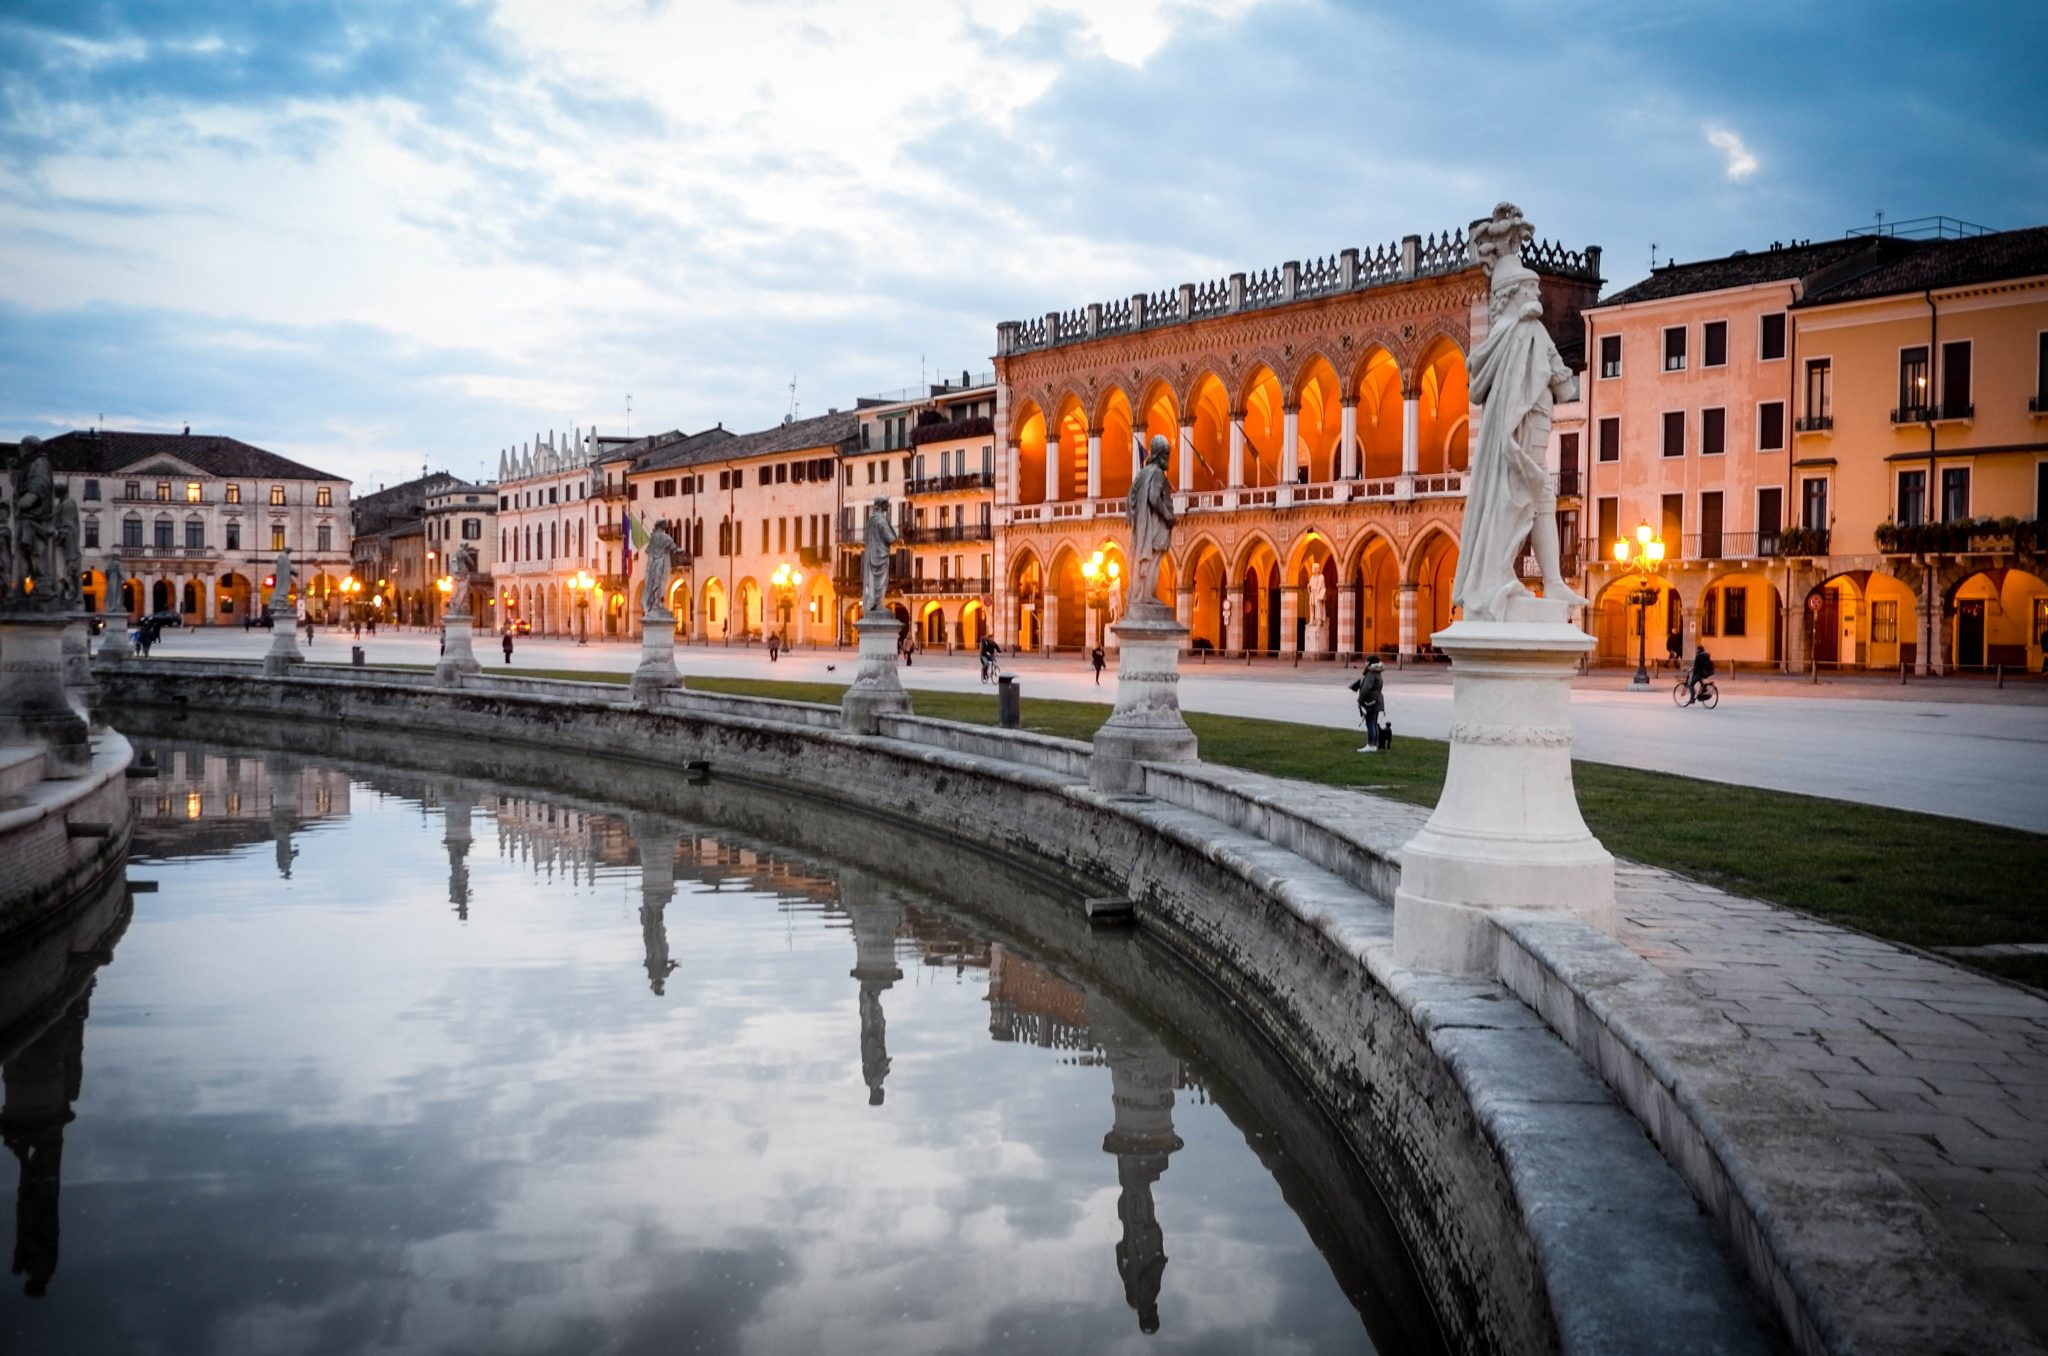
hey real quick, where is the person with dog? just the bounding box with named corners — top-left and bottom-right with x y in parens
top-left (1349, 655), bottom-right (1387, 753)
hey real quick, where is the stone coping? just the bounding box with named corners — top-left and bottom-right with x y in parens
top-left (91, 656), bottom-right (2021, 1352)
top-left (0, 728), bottom-right (135, 935)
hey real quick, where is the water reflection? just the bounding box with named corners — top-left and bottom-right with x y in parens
top-left (3, 731), bottom-right (1443, 1355)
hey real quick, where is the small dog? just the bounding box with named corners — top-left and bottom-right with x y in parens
top-left (1376, 720), bottom-right (1394, 753)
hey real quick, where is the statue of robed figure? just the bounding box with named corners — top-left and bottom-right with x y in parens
top-left (447, 542), bottom-right (478, 617)
top-left (1126, 435), bottom-right (1176, 617)
top-left (861, 497), bottom-right (897, 614)
top-left (641, 521), bottom-right (677, 616)
top-left (1452, 202), bottom-right (1588, 621)
top-left (271, 547), bottom-right (295, 615)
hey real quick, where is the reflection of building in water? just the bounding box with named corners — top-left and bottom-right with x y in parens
top-left (988, 947), bottom-right (1096, 1058)
top-left (633, 816), bottom-right (680, 995)
top-left (128, 742), bottom-right (351, 866)
top-left (1, 996), bottom-right (89, 1299)
top-left (840, 872), bottom-right (905, 1107)
top-left (491, 797), bottom-right (633, 884)
top-left (444, 788), bottom-right (476, 919)
top-left (1095, 998), bottom-right (1184, 1336)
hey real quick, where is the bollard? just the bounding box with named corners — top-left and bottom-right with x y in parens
top-left (997, 675), bottom-right (1021, 728)
top-left (1997, 664), bottom-right (2004, 689)
top-left (351, 645), bottom-right (365, 667)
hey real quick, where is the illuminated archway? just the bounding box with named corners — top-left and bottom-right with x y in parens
top-left (1240, 366), bottom-right (1284, 488)
top-left (960, 599), bottom-right (989, 645)
top-left (1014, 401), bottom-right (1048, 507)
top-left (1408, 528), bottom-right (1460, 649)
top-left (1233, 536), bottom-right (1281, 653)
top-left (1288, 531), bottom-right (1339, 655)
top-left (1010, 549), bottom-right (1044, 652)
top-left (1294, 355), bottom-right (1343, 484)
top-left (1413, 338), bottom-right (1470, 477)
top-left (1097, 388), bottom-right (1135, 501)
top-left (1351, 534), bottom-right (1400, 657)
top-left (1050, 546), bottom-right (1086, 650)
top-left (1183, 537), bottom-right (1228, 651)
top-left (1594, 573), bottom-right (1678, 665)
top-left (1698, 571), bottom-right (1783, 666)
top-left (218, 572), bottom-right (252, 624)
top-left (1051, 393), bottom-right (1089, 502)
top-left (1137, 382), bottom-right (1180, 489)
top-left (1946, 568), bottom-right (2042, 670)
top-left (1353, 346), bottom-right (1403, 480)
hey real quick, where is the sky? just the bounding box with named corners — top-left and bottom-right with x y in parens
top-left (2, 0), bottom-right (2044, 492)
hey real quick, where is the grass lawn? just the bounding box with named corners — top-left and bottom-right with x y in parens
top-left (667, 674), bottom-right (2047, 989)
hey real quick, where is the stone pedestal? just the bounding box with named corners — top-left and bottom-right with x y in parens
top-left (97, 609), bottom-right (133, 661)
top-left (1090, 607), bottom-right (1198, 794)
top-left (631, 611), bottom-right (681, 699)
top-left (841, 615), bottom-right (911, 734)
top-left (434, 614), bottom-right (483, 685)
top-left (61, 616), bottom-right (95, 719)
top-left (1393, 598), bottom-right (1615, 976)
top-left (0, 614), bottom-right (92, 778)
top-left (263, 607), bottom-right (304, 675)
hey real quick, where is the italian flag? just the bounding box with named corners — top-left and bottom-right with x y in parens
top-left (621, 509), bottom-right (649, 583)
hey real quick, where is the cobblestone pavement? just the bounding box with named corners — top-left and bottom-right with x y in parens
top-left (1616, 863), bottom-right (2048, 1344)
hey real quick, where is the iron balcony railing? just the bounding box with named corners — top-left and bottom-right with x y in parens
top-left (900, 522), bottom-right (995, 545)
top-left (903, 576), bottom-right (991, 596)
top-left (1794, 414), bottom-right (1833, 432)
top-left (904, 469), bottom-right (996, 496)
top-left (1892, 401), bottom-right (1974, 424)
top-left (1555, 469), bottom-right (1581, 498)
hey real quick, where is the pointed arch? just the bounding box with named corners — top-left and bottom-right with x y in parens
top-left (1413, 335), bottom-right (1470, 477)
top-left (1012, 399), bottom-right (1047, 507)
top-left (1051, 391), bottom-right (1089, 502)
top-left (1350, 343), bottom-right (1404, 480)
top-left (1097, 386), bottom-right (1136, 501)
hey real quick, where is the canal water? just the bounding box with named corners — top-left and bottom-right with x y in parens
top-left (2, 731), bottom-right (1443, 1355)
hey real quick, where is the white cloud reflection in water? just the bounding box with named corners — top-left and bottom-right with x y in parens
top-left (3, 741), bottom-right (1425, 1356)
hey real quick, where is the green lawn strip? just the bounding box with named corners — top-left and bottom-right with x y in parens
top-left (683, 675), bottom-right (2046, 964)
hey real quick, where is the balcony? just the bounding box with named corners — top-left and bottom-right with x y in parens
top-left (596, 522), bottom-right (623, 542)
top-left (592, 481), bottom-right (628, 501)
top-left (1794, 415), bottom-right (1833, 433)
top-left (904, 469), bottom-right (996, 496)
top-left (909, 415), bottom-right (995, 449)
top-left (117, 543), bottom-right (219, 561)
top-left (1556, 468), bottom-right (1581, 498)
top-left (901, 522), bottom-right (995, 545)
top-left (1891, 401), bottom-right (1973, 425)
top-left (902, 576), bottom-right (991, 597)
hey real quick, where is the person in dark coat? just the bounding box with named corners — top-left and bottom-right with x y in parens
top-left (1090, 645), bottom-right (1106, 684)
top-left (502, 629), bottom-right (515, 665)
top-left (1349, 655), bottom-right (1385, 753)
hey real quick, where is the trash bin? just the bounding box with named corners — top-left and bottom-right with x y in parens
top-left (997, 675), bottom-right (1020, 728)
top-left (351, 645), bottom-right (365, 667)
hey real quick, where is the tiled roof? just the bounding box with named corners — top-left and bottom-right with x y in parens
top-left (646, 411), bottom-right (857, 471)
top-left (29, 430), bottom-right (346, 483)
top-left (1801, 225), bottom-right (2048, 304)
top-left (1593, 237), bottom-right (1901, 308)
top-left (628, 427), bottom-right (739, 473)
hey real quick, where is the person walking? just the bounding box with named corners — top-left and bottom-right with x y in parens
top-left (1090, 644), bottom-right (1106, 685)
top-left (1349, 655), bottom-right (1386, 753)
top-left (502, 628), bottom-right (515, 665)
top-left (768, 632), bottom-right (781, 663)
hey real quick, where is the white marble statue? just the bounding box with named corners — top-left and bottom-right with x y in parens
top-left (1304, 572), bottom-right (1326, 650)
top-left (861, 496), bottom-right (897, 614)
top-left (1126, 434), bottom-right (1175, 616)
top-left (447, 542), bottom-right (478, 617)
top-left (641, 520), bottom-right (677, 616)
top-left (1452, 202), bottom-right (1588, 621)
top-left (105, 555), bottom-right (126, 617)
top-left (271, 547), bottom-right (295, 614)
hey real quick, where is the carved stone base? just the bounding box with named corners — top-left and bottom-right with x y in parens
top-left (435, 614), bottom-right (484, 684)
top-left (0, 613), bottom-right (93, 778)
top-left (841, 615), bottom-right (910, 735)
top-left (263, 607), bottom-right (304, 676)
top-left (632, 612), bottom-right (681, 699)
top-left (1090, 607), bottom-right (1198, 794)
top-left (1393, 602), bottom-right (1615, 976)
top-left (62, 616), bottom-right (96, 719)
top-left (97, 612), bottom-right (133, 661)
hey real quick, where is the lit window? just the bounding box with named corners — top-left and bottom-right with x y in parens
top-left (186, 482), bottom-right (202, 502)
top-left (269, 485), bottom-right (286, 505)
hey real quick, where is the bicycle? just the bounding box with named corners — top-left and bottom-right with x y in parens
top-left (1672, 677), bottom-right (1720, 709)
top-left (980, 654), bottom-right (1002, 684)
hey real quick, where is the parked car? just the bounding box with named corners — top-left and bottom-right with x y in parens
top-left (145, 610), bottom-right (183, 628)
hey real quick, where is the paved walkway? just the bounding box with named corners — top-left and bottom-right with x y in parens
top-left (143, 626), bottom-right (2048, 831)
top-left (1614, 862), bottom-right (2048, 1344)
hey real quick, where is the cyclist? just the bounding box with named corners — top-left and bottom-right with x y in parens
top-left (978, 633), bottom-right (1000, 683)
top-left (1685, 645), bottom-right (1715, 705)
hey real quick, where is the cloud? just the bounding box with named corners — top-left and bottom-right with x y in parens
top-left (1705, 125), bottom-right (1759, 180)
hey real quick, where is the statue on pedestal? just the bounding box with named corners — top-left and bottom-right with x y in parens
top-left (641, 521), bottom-right (676, 616)
top-left (1453, 202), bottom-right (1588, 621)
top-left (861, 497), bottom-right (896, 614)
top-left (1126, 435), bottom-right (1175, 616)
top-left (271, 547), bottom-right (295, 614)
top-left (105, 556), bottom-right (125, 617)
top-left (447, 542), bottom-right (478, 617)
top-left (53, 486), bottom-right (81, 606)
top-left (9, 437), bottom-right (57, 607)
top-left (1304, 572), bottom-right (1327, 651)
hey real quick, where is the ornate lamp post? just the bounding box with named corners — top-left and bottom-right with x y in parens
top-left (1080, 548), bottom-right (1120, 649)
top-left (1612, 521), bottom-right (1666, 690)
top-left (574, 569), bottom-right (594, 646)
top-left (770, 562), bottom-right (803, 646)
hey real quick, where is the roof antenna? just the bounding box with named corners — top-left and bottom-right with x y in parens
top-left (625, 393), bottom-right (633, 438)
top-left (1649, 241), bottom-right (1659, 271)
top-left (786, 374), bottom-right (799, 426)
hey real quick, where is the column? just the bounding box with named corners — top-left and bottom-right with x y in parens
top-left (1336, 583), bottom-right (1358, 656)
top-left (1177, 419), bottom-right (1196, 491)
top-left (1042, 594), bottom-right (1060, 653)
top-left (1005, 441), bottom-right (1019, 506)
top-left (1281, 405), bottom-right (1300, 482)
top-left (1339, 398), bottom-right (1360, 480)
top-left (1086, 430), bottom-right (1102, 500)
top-left (1045, 433), bottom-right (1060, 504)
top-left (1401, 392), bottom-right (1420, 477)
top-left (1397, 582), bottom-right (1419, 656)
top-left (1227, 415), bottom-right (1245, 488)
top-left (1279, 582), bottom-right (1299, 657)
top-left (1919, 565), bottom-right (1942, 676)
top-left (1174, 586), bottom-right (1193, 633)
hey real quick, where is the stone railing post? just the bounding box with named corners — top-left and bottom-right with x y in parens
top-left (1339, 247), bottom-right (1359, 289)
top-left (1282, 261), bottom-right (1299, 302)
top-left (1401, 234), bottom-right (1421, 279)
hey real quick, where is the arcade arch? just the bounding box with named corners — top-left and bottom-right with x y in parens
top-left (1408, 528), bottom-right (1460, 650)
top-left (1354, 347), bottom-right (1403, 479)
top-left (1947, 567), bottom-right (2046, 670)
top-left (1414, 338), bottom-right (1470, 475)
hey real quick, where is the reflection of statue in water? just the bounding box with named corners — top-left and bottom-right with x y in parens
top-left (641, 903), bottom-right (678, 994)
top-left (446, 543), bottom-right (478, 618)
top-left (1095, 999), bottom-right (1183, 1335)
top-left (641, 520), bottom-right (677, 616)
top-left (1126, 435), bottom-right (1175, 617)
top-left (843, 876), bottom-right (902, 1106)
top-left (1453, 202), bottom-right (1587, 620)
top-left (2, 994), bottom-right (92, 1298)
top-left (860, 497), bottom-right (897, 614)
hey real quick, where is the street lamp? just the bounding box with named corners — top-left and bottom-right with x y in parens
top-left (340, 576), bottom-right (361, 623)
top-left (770, 562), bottom-right (803, 646)
top-left (1080, 548), bottom-right (1120, 648)
top-left (574, 569), bottom-right (594, 645)
top-left (1612, 521), bottom-right (1666, 690)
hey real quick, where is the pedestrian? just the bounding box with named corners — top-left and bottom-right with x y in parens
top-left (1349, 655), bottom-right (1386, 753)
top-left (1664, 629), bottom-right (1683, 672)
top-left (438, 627), bottom-right (446, 657)
top-left (768, 632), bottom-right (781, 662)
top-left (1090, 644), bottom-right (1105, 685)
top-left (502, 628), bottom-right (514, 665)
